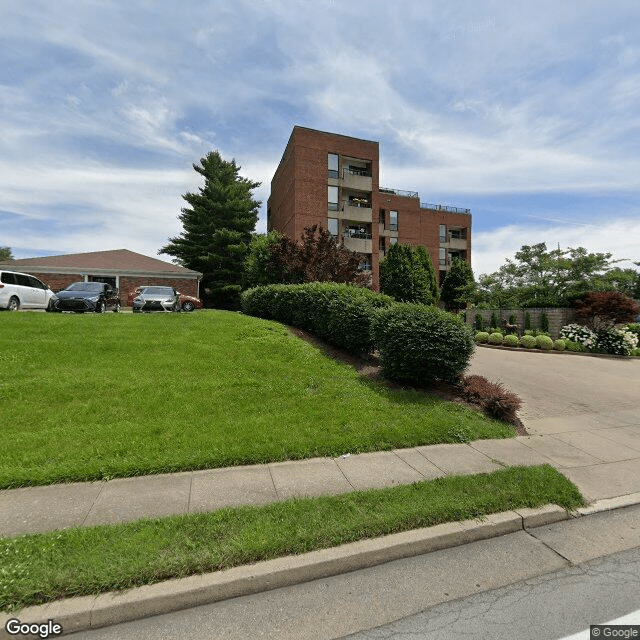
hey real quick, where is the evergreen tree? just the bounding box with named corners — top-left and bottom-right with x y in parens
top-left (440, 257), bottom-right (475, 312)
top-left (414, 245), bottom-right (440, 303)
top-left (160, 151), bottom-right (260, 309)
top-left (379, 243), bottom-right (437, 304)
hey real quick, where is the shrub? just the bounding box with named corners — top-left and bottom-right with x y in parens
top-left (625, 323), bottom-right (640, 343)
top-left (503, 334), bottom-right (520, 347)
top-left (525, 311), bottom-right (532, 331)
top-left (573, 291), bottom-right (640, 330)
top-left (539, 312), bottom-right (549, 333)
top-left (458, 375), bottom-right (522, 424)
top-left (475, 313), bottom-right (484, 331)
top-left (241, 283), bottom-right (395, 355)
top-left (632, 348), bottom-right (640, 357)
top-left (508, 314), bottom-right (517, 325)
top-left (474, 331), bottom-right (490, 343)
top-left (490, 311), bottom-right (499, 330)
top-left (519, 335), bottom-right (537, 349)
top-left (488, 332), bottom-right (503, 345)
top-left (553, 339), bottom-right (566, 351)
top-left (559, 324), bottom-right (596, 350)
top-left (536, 335), bottom-right (554, 350)
top-left (371, 303), bottom-right (474, 385)
top-left (593, 328), bottom-right (638, 356)
top-left (564, 340), bottom-right (586, 353)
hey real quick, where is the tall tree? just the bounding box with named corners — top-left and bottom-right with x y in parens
top-left (415, 245), bottom-right (440, 303)
top-left (160, 151), bottom-right (260, 309)
top-left (440, 257), bottom-right (475, 312)
top-left (242, 231), bottom-right (286, 289)
top-left (0, 247), bottom-right (14, 261)
top-left (379, 243), bottom-right (438, 304)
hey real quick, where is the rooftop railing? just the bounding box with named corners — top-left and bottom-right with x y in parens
top-left (421, 203), bottom-right (471, 214)
top-left (379, 187), bottom-right (419, 198)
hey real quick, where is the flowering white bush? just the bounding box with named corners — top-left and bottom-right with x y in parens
top-left (560, 323), bottom-right (638, 356)
top-left (559, 324), bottom-right (596, 349)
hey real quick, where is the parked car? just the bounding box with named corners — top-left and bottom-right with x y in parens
top-left (48, 282), bottom-right (120, 313)
top-left (127, 286), bottom-right (202, 312)
top-left (132, 286), bottom-right (181, 313)
top-left (0, 270), bottom-right (55, 311)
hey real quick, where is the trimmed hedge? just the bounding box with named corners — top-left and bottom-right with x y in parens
top-left (371, 303), bottom-right (474, 385)
top-left (503, 334), bottom-right (519, 347)
top-left (474, 331), bottom-right (490, 343)
top-left (536, 335), bottom-right (554, 350)
top-left (520, 335), bottom-right (537, 349)
top-left (240, 283), bottom-right (395, 356)
top-left (488, 332), bottom-right (503, 345)
top-left (553, 339), bottom-right (566, 351)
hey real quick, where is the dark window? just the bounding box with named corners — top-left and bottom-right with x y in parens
top-left (389, 210), bottom-right (398, 231)
top-left (27, 276), bottom-right (46, 289)
top-left (15, 274), bottom-right (31, 287)
top-left (1, 272), bottom-right (17, 285)
top-left (379, 209), bottom-right (385, 225)
top-left (328, 153), bottom-right (339, 178)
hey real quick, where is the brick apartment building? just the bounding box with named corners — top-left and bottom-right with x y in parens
top-left (267, 126), bottom-right (471, 290)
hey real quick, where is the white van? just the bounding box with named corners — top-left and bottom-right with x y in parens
top-left (0, 270), bottom-right (55, 310)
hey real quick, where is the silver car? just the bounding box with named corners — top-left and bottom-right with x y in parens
top-left (132, 286), bottom-right (181, 313)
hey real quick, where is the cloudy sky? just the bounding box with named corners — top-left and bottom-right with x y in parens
top-left (2, 0), bottom-right (639, 276)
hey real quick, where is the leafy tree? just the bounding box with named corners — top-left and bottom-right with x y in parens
top-left (267, 225), bottom-right (369, 286)
top-left (379, 243), bottom-right (438, 304)
top-left (160, 151), bottom-right (260, 309)
top-left (573, 291), bottom-right (640, 330)
top-left (0, 247), bottom-right (14, 261)
top-left (440, 257), bottom-right (476, 312)
top-left (476, 243), bottom-right (619, 308)
top-left (243, 231), bottom-right (286, 288)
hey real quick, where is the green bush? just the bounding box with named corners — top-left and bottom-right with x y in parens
top-left (564, 339), bottom-right (586, 353)
top-left (625, 323), bottom-right (640, 342)
top-left (490, 311), bottom-right (499, 330)
top-left (474, 331), bottom-right (490, 343)
top-left (539, 312), bottom-right (550, 333)
top-left (371, 303), bottom-right (474, 385)
top-left (519, 335), bottom-right (537, 349)
top-left (503, 334), bottom-right (520, 347)
top-left (508, 314), bottom-right (517, 325)
top-left (475, 313), bottom-right (484, 332)
top-left (241, 283), bottom-right (395, 355)
top-left (488, 332), bottom-right (503, 345)
top-left (536, 335), bottom-right (554, 350)
top-left (631, 348), bottom-right (640, 357)
top-left (553, 339), bottom-right (566, 351)
top-left (525, 312), bottom-right (532, 331)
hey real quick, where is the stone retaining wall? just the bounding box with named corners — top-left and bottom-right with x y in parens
top-left (467, 307), bottom-right (576, 339)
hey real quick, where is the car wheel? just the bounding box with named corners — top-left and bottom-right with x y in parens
top-left (7, 297), bottom-right (20, 311)
top-left (113, 304), bottom-right (120, 313)
top-left (182, 300), bottom-right (195, 312)
top-left (96, 301), bottom-right (106, 313)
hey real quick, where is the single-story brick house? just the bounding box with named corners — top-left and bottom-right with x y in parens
top-left (0, 249), bottom-right (202, 305)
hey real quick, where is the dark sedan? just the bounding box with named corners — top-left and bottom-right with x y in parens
top-left (132, 286), bottom-right (181, 313)
top-left (48, 282), bottom-right (120, 313)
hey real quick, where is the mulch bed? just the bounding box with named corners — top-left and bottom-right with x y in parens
top-left (290, 326), bottom-right (528, 436)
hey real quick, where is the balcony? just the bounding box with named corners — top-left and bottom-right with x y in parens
top-left (342, 167), bottom-right (372, 191)
top-left (342, 199), bottom-right (372, 222)
top-left (448, 237), bottom-right (468, 250)
top-left (342, 229), bottom-right (372, 253)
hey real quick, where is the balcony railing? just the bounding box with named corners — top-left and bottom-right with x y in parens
top-left (343, 199), bottom-right (371, 209)
top-left (343, 230), bottom-right (372, 240)
top-left (344, 167), bottom-right (371, 178)
top-left (380, 187), bottom-right (419, 198)
top-left (421, 203), bottom-right (471, 214)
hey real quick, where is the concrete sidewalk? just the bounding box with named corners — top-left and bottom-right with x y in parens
top-left (3, 425), bottom-right (640, 537)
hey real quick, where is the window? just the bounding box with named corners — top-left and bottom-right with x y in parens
top-left (379, 237), bottom-right (386, 251)
top-left (439, 224), bottom-right (446, 243)
top-left (328, 186), bottom-right (339, 211)
top-left (379, 209), bottom-right (385, 225)
top-left (328, 153), bottom-right (339, 178)
top-left (439, 247), bottom-right (446, 266)
top-left (358, 256), bottom-right (372, 271)
top-left (389, 210), bottom-right (398, 231)
top-left (389, 237), bottom-right (398, 245)
top-left (328, 218), bottom-right (338, 236)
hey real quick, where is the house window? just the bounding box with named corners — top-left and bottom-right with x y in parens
top-left (328, 218), bottom-right (338, 236)
top-left (439, 247), bottom-right (446, 266)
top-left (328, 186), bottom-right (339, 211)
top-left (439, 224), bottom-right (446, 243)
top-left (389, 210), bottom-right (398, 231)
top-left (328, 153), bottom-right (339, 178)
top-left (389, 237), bottom-right (398, 245)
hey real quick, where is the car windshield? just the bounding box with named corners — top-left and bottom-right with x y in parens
top-left (66, 282), bottom-right (104, 292)
top-left (141, 287), bottom-right (174, 295)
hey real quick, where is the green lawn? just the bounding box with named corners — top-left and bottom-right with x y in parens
top-left (0, 465), bottom-right (584, 612)
top-left (1, 311), bottom-right (514, 488)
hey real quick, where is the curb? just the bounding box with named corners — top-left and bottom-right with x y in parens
top-left (0, 504), bottom-right (570, 638)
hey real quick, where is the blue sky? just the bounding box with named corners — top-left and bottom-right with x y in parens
top-left (1, 0), bottom-right (639, 276)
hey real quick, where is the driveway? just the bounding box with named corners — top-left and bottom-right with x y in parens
top-left (467, 347), bottom-right (640, 435)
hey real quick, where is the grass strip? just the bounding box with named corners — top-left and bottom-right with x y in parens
top-left (0, 465), bottom-right (584, 612)
top-left (0, 312), bottom-right (514, 489)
